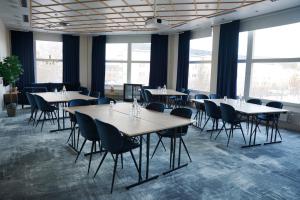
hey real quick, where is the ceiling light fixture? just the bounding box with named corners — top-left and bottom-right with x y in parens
top-left (145, 0), bottom-right (169, 29)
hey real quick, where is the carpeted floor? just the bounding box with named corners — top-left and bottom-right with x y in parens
top-left (0, 107), bottom-right (300, 200)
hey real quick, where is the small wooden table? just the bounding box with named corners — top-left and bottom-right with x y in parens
top-left (191, 98), bottom-right (288, 147)
top-left (64, 102), bottom-right (194, 189)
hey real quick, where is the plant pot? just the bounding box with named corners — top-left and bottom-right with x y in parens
top-left (6, 103), bottom-right (17, 117)
top-left (11, 87), bottom-right (18, 93)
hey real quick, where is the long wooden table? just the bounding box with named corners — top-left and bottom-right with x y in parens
top-left (191, 98), bottom-right (288, 147)
top-left (146, 89), bottom-right (187, 96)
top-left (32, 91), bottom-right (97, 132)
top-left (64, 102), bottom-right (194, 189)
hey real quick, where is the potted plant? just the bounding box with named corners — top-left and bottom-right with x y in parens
top-left (0, 55), bottom-right (23, 117)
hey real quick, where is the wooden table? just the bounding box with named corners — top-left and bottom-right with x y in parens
top-left (191, 98), bottom-right (288, 147)
top-left (32, 91), bottom-right (97, 132)
top-left (146, 89), bottom-right (187, 108)
top-left (146, 89), bottom-right (187, 96)
top-left (64, 102), bottom-right (194, 189)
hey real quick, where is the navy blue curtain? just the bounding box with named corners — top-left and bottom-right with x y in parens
top-left (91, 35), bottom-right (106, 97)
top-left (63, 34), bottom-right (79, 85)
top-left (176, 31), bottom-right (191, 90)
top-left (10, 30), bottom-right (34, 89)
top-left (216, 20), bottom-right (240, 98)
top-left (149, 34), bottom-right (168, 88)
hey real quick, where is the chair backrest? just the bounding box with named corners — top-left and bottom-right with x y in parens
top-left (195, 94), bottom-right (209, 100)
top-left (204, 100), bottom-right (221, 119)
top-left (170, 107), bottom-right (192, 133)
top-left (32, 87), bottom-right (48, 93)
top-left (247, 98), bottom-right (262, 105)
top-left (209, 94), bottom-right (218, 99)
top-left (146, 102), bottom-right (165, 112)
top-left (75, 111), bottom-right (99, 141)
top-left (97, 97), bottom-right (116, 105)
top-left (26, 92), bottom-right (37, 109)
top-left (144, 90), bottom-right (152, 102)
top-left (140, 89), bottom-right (147, 103)
top-left (182, 89), bottom-right (190, 102)
top-left (79, 87), bottom-right (90, 96)
top-left (33, 95), bottom-right (49, 111)
top-left (68, 99), bottom-right (90, 107)
top-left (95, 119), bottom-right (124, 154)
top-left (266, 101), bottom-right (283, 109)
top-left (220, 103), bottom-right (237, 124)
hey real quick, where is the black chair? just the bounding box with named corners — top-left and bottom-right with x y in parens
top-left (25, 92), bottom-right (38, 125)
top-left (90, 91), bottom-right (101, 98)
top-left (247, 98), bottom-right (262, 105)
top-left (202, 100), bottom-right (222, 135)
top-left (66, 99), bottom-right (91, 148)
top-left (218, 103), bottom-right (246, 147)
top-left (79, 87), bottom-right (90, 96)
top-left (194, 94), bottom-right (209, 127)
top-left (97, 97), bottom-right (116, 105)
top-left (146, 103), bottom-right (167, 151)
top-left (209, 94), bottom-right (218, 99)
top-left (94, 119), bottom-right (140, 193)
top-left (74, 112), bottom-right (102, 174)
top-left (144, 90), bottom-right (153, 104)
top-left (174, 89), bottom-right (190, 107)
top-left (140, 89), bottom-right (149, 106)
top-left (245, 98), bottom-right (262, 132)
top-left (256, 101), bottom-right (283, 141)
top-left (33, 95), bottom-right (57, 131)
top-left (151, 108), bottom-right (193, 164)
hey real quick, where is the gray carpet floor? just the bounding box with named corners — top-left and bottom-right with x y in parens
top-left (0, 107), bottom-right (300, 200)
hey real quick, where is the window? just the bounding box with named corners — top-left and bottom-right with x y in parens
top-left (188, 37), bottom-right (212, 92)
top-left (35, 40), bottom-right (62, 83)
top-left (237, 32), bottom-right (248, 96)
top-left (237, 22), bottom-right (300, 104)
top-left (105, 43), bottom-right (150, 86)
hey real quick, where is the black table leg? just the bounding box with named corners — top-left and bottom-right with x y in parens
top-left (242, 115), bottom-right (261, 148)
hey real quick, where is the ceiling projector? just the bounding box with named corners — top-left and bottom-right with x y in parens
top-left (145, 17), bottom-right (169, 29)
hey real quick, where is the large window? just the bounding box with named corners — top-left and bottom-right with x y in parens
top-left (237, 22), bottom-right (300, 104)
top-left (188, 36), bottom-right (212, 92)
top-left (35, 40), bottom-right (62, 83)
top-left (237, 32), bottom-right (248, 97)
top-left (105, 43), bottom-right (150, 86)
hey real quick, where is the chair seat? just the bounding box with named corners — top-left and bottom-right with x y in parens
top-left (116, 138), bottom-right (140, 154)
top-left (157, 129), bottom-right (186, 138)
top-left (257, 113), bottom-right (274, 121)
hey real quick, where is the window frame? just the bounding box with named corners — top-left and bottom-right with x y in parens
top-left (238, 25), bottom-right (300, 106)
top-left (188, 36), bottom-right (213, 93)
top-left (34, 40), bottom-right (63, 83)
top-left (105, 42), bottom-right (151, 88)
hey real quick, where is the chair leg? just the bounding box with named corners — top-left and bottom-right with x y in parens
top-left (75, 139), bottom-right (87, 163)
top-left (202, 117), bottom-right (210, 131)
top-left (169, 137), bottom-right (173, 169)
top-left (94, 151), bottom-right (108, 178)
top-left (159, 136), bottom-right (167, 151)
top-left (239, 123), bottom-right (247, 144)
top-left (88, 141), bottom-right (95, 174)
top-left (227, 125), bottom-right (232, 147)
top-left (41, 112), bottom-right (46, 131)
top-left (111, 154), bottom-right (119, 193)
top-left (66, 122), bottom-right (75, 144)
top-left (215, 123), bottom-right (225, 140)
top-left (121, 153), bottom-right (123, 169)
top-left (210, 119), bottom-right (215, 139)
top-left (151, 136), bottom-right (163, 159)
top-left (181, 137), bottom-right (192, 162)
top-left (35, 111), bottom-right (43, 127)
top-left (77, 129), bottom-right (80, 149)
top-left (33, 109), bottom-right (38, 126)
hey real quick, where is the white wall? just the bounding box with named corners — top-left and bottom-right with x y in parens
top-left (0, 18), bottom-right (9, 110)
top-left (79, 35), bottom-right (92, 88)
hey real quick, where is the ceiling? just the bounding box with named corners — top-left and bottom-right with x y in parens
top-left (1, 0), bottom-right (300, 35)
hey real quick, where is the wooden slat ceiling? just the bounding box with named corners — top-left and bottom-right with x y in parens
top-left (30, 0), bottom-right (265, 34)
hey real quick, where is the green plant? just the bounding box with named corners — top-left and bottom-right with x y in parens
top-left (0, 55), bottom-right (23, 87)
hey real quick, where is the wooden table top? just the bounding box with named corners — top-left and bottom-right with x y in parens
top-left (146, 89), bottom-right (187, 96)
top-left (191, 98), bottom-right (288, 115)
top-left (32, 91), bottom-right (97, 103)
top-left (64, 103), bottom-right (194, 137)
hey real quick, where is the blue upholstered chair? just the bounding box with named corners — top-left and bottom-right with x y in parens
top-left (75, 111), bottom-right (101, 174)
top-left (97, 97), bottom-right (116, 105)
top-left (209, 94), bottom-right (218, 99)
top-left (26, 92), bottom-right (38, 126)
top-left (33, 95), bottom-right (57, 131)
top-left (202, 100), bottom-right (222, 135)
top-left (218, 103), bottom-right (246, 147)
top-left (94, 119), bottom-right (140, 193)
top-left (151, 108), bottom-right (193, 164)
top-left (194, 94), bottom-right (209, 127)
top-left (66, 99), bottom-right (90, 147)
top-left (79, 87), bottom-right (90, 96)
